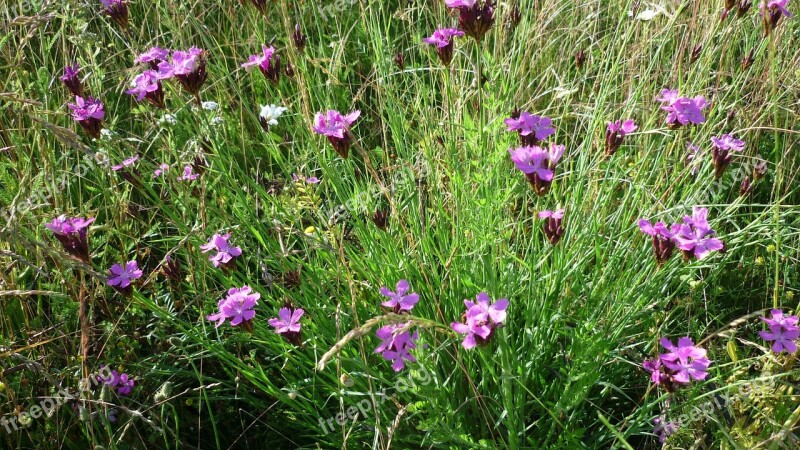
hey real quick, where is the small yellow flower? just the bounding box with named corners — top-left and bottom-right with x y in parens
top-left (755, 256), bottom-right (764, 266)
top-left (786, 291), bottom-right (795, 300)
top-left (767, 244), bottom-right (776, 253)
top-left (304, 226), bottom-right (316, 235)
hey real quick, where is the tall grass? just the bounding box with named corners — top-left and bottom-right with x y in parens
top-left (1, 0), bottom-right (799, 448)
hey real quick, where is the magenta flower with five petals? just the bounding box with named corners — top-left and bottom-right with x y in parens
top-left (379, 279), bottom-right (420, 312)
top-left (710, 134), bottom-right (745, 178)
top-left (504, 112), bottom-right (556, 146)
top-left (199, 233), bottom-right (242, 269)
top-left (135, 46), bottom-right (170, 69)
top-left (68, 96), bottom-right (105, 139)
top-left (107, 260), bottom-right (143, 295)
top-left (605, 119), bottom-right (637, 155)
top-left (312, 109), bottom-right (361, 158)
top-left (242, 45), bottom-right (281, 83)
top-left (450, 292), bottom-right (509, 349)
top-left (509, 143), bottom-right (565, 195)
top-left (46, 215), bottom-right (95, 262)
top-left (268, 306), bottom-right (304, 344)
top-left (656, 89), bottom-right (707, 127)
top-left (207, 286), bottom-right (261, 329)
top-left (759, 309), bottom-right (799, 353)
top-left (126, 70), bottom-right (165, 108)
top-left (658, 337), bottom-right (711, 384)
top-left (60, 64), bottom-right (83, 97)
top-left (423, 28), bottom-right (464, 66)
top-left (375, 323), bottom-right (419, 371)
top-left (673, 207), bottom-right (724, 260)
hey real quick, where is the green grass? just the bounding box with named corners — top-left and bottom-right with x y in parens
top-left (1, 0), bottom-right (799, 448)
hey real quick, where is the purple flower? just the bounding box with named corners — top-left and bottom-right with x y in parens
top-left (450, 292), bottom-right (509, 349)
top-left (605, 119), bottom-right (637, 155)
top-left (657, 89), bottom-right (706, 127)
top-left (379, 279), bottom-right (420, 312)
top-left (539, 209), bottom-right (565, 245)
top-left (445, 0), bottom-right (494, 43)
top-left (111, 154), bottom-right (139, 171)
top-left (158, 47), bottom-right (207, 98)
top-left (711, 134), bottom-right (745, 179)
top-left (761, 0), bottom-right (792, 32)
top-left (504, 112), bottom-right (556, 146)
top-left (292, 173), bottom-right (320, 184)
top-left (107, 260), bottom-right (143, 295)
top-left (199, 233), bottom-right (242, 269)
top-left (293, 23), bottom-right (306, 52)
top-left (422, 28), bottom-right (464, 66)
top-left (177, 165), bottom-right (199, 181)
top-left (153, 163), bottom-right (169, 178)
top-left (753, 158), bottom-right (768, 180)
top-left (242, 45), bottom-right (281, 83)
top-left (98, 367), bottom-right (135, 396)
top-left (312, 109), bottom-right (361, 158)
top-left (134, 47), bottom-right (170, 69)
top-left (125, 70), bottom-right (165, 108)
top-left (374, 323), bottom-right (419, 371)
top-left (45, 215), bottom-right (95, 262)
top-left (207, 286), bottom-right (260, 330)
top-left (68, 96), bottom-right (105, 139)
top-left (268, 306), bottom-right (304, 344)
top-left (659, 337), bottom-right (711, 384)
top-left (642, 358), bottom-right (670, 385)
top-left (653, 417), bottom-right (680, 443)
top-left (100, 0), bottom-right (129, 29)
top-left (60, 64), bottom-right (82, 97)
top-left (638, 218), bottom-right (679, 265)
top-left (673, 207), bottom-right (724, 260)
top-left (508, 144), bottom-right (564, 195)
top-left (759, 309), bottom-right (799, 353)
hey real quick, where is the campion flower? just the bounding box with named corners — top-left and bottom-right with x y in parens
top-left (68, 96), bottom-right (105, 139)
top-left (605, 119), bottom-right (637, 156)
top-left (759, 309), bottom-right (799, 353)
top-left (673, 207), bottom-right (724, 260)
top-left (761, 0), bottom-right (792, 33)
top-left (644, 337), bottom-right (711, 392)
top-left (46, 215), bottom-right (95, 263)
top-left (375, 323), bottom-right (419, 371)
top-left (98, 367), bottom-right (135, 396)
top-left (711, 134), bottom-right (745, 179)
top-left (107, 260), bottom-right (143, 295)
top-left (653, 417), bottom-right (680, 443)
top-left (199, 233), bottom-right (242, 269)
top-left (638, 219), bottom-right (679, 265)
top-left (100, 0), bottom-right (129, 29)
top-left (379, 279), bottom-right (420, 312)
top-left (508, 143), bottom-right (565, 195)
top-left (504, 112), bottom-right (555, 146)
top-left (450, 292), bottom-right (509, 349)
top-left (177, 165), bottom-right (198, 181)
top-left (445, 0), bottom-right (495, 43)
top-left (207, 286), bottom-right (260, 331)
top-left (134, 46), bottom-right (170, 70)
top-left (269, 307), bottom-right (304, 345)
top-left (242, 45), bottom-right (281, 83)
top-left (312, 109), bottom-right (361, 158)
top-left (422, 28), bottom-right (464, 66)
top-left (111, 154), bottom-right (140, 185)
top-left (60, 64), bottom-right (82, 97)
top-left (259, 104), bottom-right (287, 130)
top-left (158, 47), bottom-right (207, 100)
top-left (656, 89), bottom-right (707, 127)
top-left (539, 209), bottom-right (565, 245)
top-left (125, 70), bottom-right (165, 108)
top-left (740, 175), bottom-right (752, 196)
top-left (293, 24), bottom-right (306, 52)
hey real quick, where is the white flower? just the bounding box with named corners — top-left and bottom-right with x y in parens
top-left (100, 128), bottom-right (114, 141)
top-left (201, 101), bottom-right (219, 111)
top-left (210, 116), bottom-right (224, 127)
top-left (159, 114), bottom-right (177, 126)
top-left (259, 104), bottom-right (287, 126)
